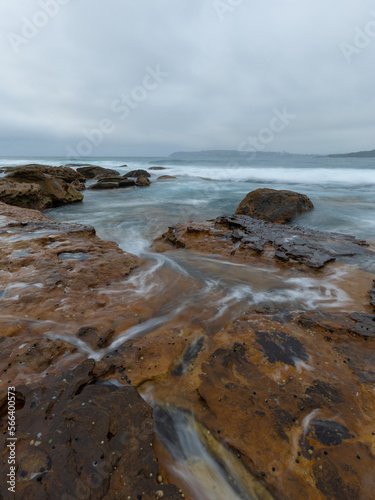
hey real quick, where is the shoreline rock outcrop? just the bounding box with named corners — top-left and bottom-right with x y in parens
top-left (0, 165), bottom-right (84, 210)
top-left (1, 199), bottom-right (375, 500)
top-left (77, 166), bottom-right (120, 179)
top-left (235, 188), bottom-right (314, 224)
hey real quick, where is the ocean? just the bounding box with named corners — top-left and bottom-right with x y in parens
top-left (1, 153), bottom-right (374, 249)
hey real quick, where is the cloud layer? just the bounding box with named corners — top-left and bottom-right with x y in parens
top-left (1, 0), bottom-right (374, 156)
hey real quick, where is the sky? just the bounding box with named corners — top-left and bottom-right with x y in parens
top-left (0, 0), bottom-right (374, 157)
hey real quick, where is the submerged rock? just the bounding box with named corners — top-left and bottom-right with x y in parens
top-left (235, 188), bottom-right (314, 224)
top-left (150, 166), bottom-right (167, 171)
top-left (157, 175), bottom-right (177, 180)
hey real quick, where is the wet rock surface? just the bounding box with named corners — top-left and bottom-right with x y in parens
top-left (235, 188), bottom-right (314, 224)
top-left (156, 214), bottom-right (375, 270)
top-left (0, 360), bottom-right (183, 500)
top-left (1, 201), bottom-right (375, 499)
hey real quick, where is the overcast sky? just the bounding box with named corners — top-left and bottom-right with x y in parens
top-left (1, 0), bottom-right (374, 157)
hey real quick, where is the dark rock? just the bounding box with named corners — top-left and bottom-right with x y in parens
top-left (125, 169), bottom-right (151, 178)
top-left (255, 331), bottom-right (309, 367)
top-left (135, 175), bottom-right (151, 187)
top-left (0, 360), bottom-right (182, 499)
top-left (370, 282), bottom-right (375, 311)
top-left (217, 215), bottom-right (374, 269)
top-left (158, 175), bottom-right (177, 180)
top-left (93, 173), bottom-right (121, 181)
top-left (89, 181), bottom-right (120, 190)
top-left (157, 215), bottom-right (375, 270)
top-left (349, 313), bottom-right (375, 338)
top-left (89, 178), bottom-right (136, 190)
top-left (311, 419), bottom-right (352, 446)
top-left (150, 166), bottom-right (167, 171)
top-left (77, 166), bottom-right (120, 179)
top-left (119, 179), bottom-right (136, 188)
top-left (235, 188), bottom-right (314, 224)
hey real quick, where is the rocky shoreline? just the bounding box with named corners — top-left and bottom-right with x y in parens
top-left (1, 169), bottom-right (375, 499)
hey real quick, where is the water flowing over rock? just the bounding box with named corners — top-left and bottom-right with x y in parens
top-left (0, 360), bottom-right (183, 499)
top-left (235, 188), bottom-right (314, 224)
top-left (156, 214), bottom-right (374, 269)
top-left (1, 200), bottom-right (375, 500)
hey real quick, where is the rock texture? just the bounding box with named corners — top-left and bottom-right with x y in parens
top-left (76, 166), bottom-right (120, 179)
top-left (0, 202), bottom-right (184, 498)
top-left (2, 199), bottom-right (375, 500)
top-left (235, 188), bottom-right (314, 224)
top-left (157, 175), bottom-right (177, 180)
top-left (136, 175), bottom-right (151, 187)
top-left (0, 165), bottom-right (84, 210)
top-left (102, 308), bottom-right (375, 500)
top-left (0, 360), bottom-right (182, 500)
top-left (150, 166), bottom-right (167, 171)
top-left (125, 169), bottom-right (151, 178)
top-left (156, 214), bottom-right (374, 270)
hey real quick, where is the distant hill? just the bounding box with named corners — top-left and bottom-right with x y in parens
top-left (327, 149), bottom-right (375, 158)
top-left (169, 150), bottom-right (295, 159)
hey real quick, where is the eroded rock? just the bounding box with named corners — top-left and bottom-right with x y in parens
top-left (136, 175), bottom-right (151, 186)
top-left (125, 169), bottom-right (151, 178)
top-left (235, 188), bottom-right (314, 224)
top-left (0, 360), bottom-right (182, 499)
top-left (76, 166), bottom-right (120, 179)
top-left (0, 165), bottom-right (84, 210)
top-left (156, 215), bottom-right (375, 270)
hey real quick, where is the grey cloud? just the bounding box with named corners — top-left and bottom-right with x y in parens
top-left (0, 0), bottom-right (374, 156)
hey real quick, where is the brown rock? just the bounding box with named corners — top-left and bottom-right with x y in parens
top-left (0, 166), bottom-right (84, 210)
top-left (77, 166), bottom-right (120, 179)
top-left (7, 164), bottom-right (85, 183)
top-left (0, 202), bottom-right (143, 338)
top-left (136, 175), bottom-right (151, 186)
top-left (0, 180), bottom-right (41, 208)
top-left (89, 181), bottom-right (120, 190)
top-left (0, 360), bottom-right (182, 499)
top-left (150, 166), bottom-right (167, 171)
top-left (235, 188), bottom-right (314, 224)
top-left (125, 169), bottom-right (151, 178)
top-left (93, 173), bottom-right (121, 181)
top-left (157, 175), bottom-right (177, 180)
top-left (89, 178), bottom-right (136, 190)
